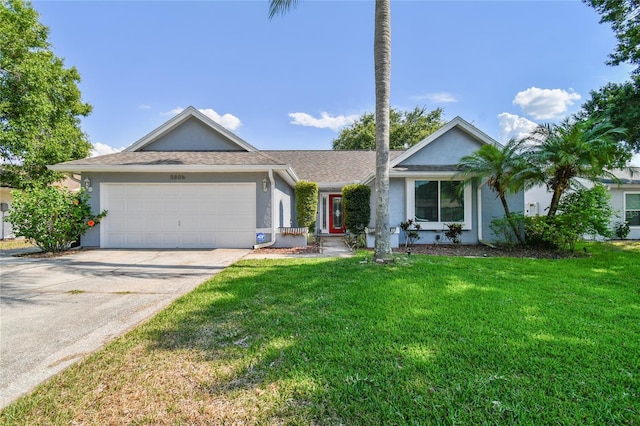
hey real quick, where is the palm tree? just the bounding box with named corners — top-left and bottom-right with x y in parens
top-left (269, 0), bottom-right (393, 262)
top-left (457, 138), bottom-right (530, 244)
top-left (525, 118), bottom-right (628, 217)
top-left (372, 0), bottom-right (392, 262)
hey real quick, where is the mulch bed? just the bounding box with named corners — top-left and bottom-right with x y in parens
top-left (253, 241), bottom-right (583, 259)
top-left (253, 242), bottom-right (321, 255)
top-left (394, 244), bottom-right (586, 259)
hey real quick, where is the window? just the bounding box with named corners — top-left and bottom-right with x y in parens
top-left (625, 192), bottom-right (640, 227)
top-left (407, 178), bottom-right (472, 229)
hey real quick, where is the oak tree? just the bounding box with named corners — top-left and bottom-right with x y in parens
top-left (1, 0), bottom-right (92, 188)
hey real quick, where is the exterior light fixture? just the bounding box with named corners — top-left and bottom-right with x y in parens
top-left (83, 177), bottom-right (92, 192)
top-left (262, 178), bottom-right (268, 192)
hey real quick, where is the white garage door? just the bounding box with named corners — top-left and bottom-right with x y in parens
top-left (101, 183), bottom-right (256, 248)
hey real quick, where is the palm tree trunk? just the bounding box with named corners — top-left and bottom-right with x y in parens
top-left (373, 0), bottom-right (393, 262)
top-left (547, 186), bottom-right (563, 217)
top-left (499, 193), bottom-right (524, 245)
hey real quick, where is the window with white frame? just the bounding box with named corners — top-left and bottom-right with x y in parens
top-left (625, 192), bottom-right (640, 227)
top-left (406, 178), bottom-right (472, 229)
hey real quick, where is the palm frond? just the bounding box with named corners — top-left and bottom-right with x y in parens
top-left (268, 0), bottom-right (300, 20)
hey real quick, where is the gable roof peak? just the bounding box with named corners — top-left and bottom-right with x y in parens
top-left (390, 115), bottom-right (500, 167)
top-left (124, 106), bottom-right (257, 152)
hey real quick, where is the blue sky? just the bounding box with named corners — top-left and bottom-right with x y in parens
top-left (33, 0), bottom-right (636, 163)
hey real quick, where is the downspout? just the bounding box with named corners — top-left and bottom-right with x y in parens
top-left (477, 180), bottom-right (495, 247)
top-left (253, 169), bottom-right (277, 249)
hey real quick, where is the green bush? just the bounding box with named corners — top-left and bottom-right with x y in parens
top-left (490, 214), bottom-right (526, 247)
top-left (342, 184), bottom-right (371, 233)
top-left (295, 181), bottom-right (318, 232)
top-left (521, 185), bottom-right (614, 252)
top-left (614, 220), bottom-right (631, 239)
top-left (7, 187), bottom-right (106, 252)
top-left (557, 184), bottom-right (613, 240)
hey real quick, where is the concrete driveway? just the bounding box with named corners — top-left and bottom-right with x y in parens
top-left (0, 248), bottom-right (249, 409)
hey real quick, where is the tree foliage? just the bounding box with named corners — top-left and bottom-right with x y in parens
top-left (579, 76), bottom-right (640, 152)
top-left (294, 181), bottom-right (318, 231)
top-left (0, 0), bottom-right (92, 188)
top-left (7, 187), bottom-right (106, 252)
top-left (332, 106), bottom-right (445, 150)
top-left (581, 0), bottom-right (640, 152)
top-left (342, 183), bottom-right (371, 233)
top-left (584, 0), bottom-right (640, 70)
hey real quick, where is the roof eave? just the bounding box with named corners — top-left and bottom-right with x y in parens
top-left (47, 164), bottom-right (291, 174)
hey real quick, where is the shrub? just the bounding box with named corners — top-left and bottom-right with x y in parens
top-left (444, 223), bottom-right (463, 244)
top-left (557, 184), bottom-right (613, 241)
top-left (295, 181), bottom-right (318, 232)
top-left (521, 185), bottom-right (614, 252)
top-left (342, 184), bottom-right (371, 234)
top-left (7, 187), bottom-right (106, 252)
top-left (400, 218), bottom-right (421, 247)
top-left (523, 215), bottom-right (556, 249)
top-left (613, 220), bottom-right (631, 239)
top-left (490, 213), bottom-right (526, 247)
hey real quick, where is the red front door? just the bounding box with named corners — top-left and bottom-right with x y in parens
top-left (329, 194), bottom-right (345, 234)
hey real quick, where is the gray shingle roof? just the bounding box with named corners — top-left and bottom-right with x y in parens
top-left (51, 149), bottom-right (408, 184)
top-left (265, 150), bottom-right (404, 183)
top-left (53, 151), bottom-right (285, 167)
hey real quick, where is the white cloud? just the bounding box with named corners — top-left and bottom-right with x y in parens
top-left (91, 142), bottom-right (125, 157)
top-left (162, 107), bottom-right (242, 131)
top-left (497, 112), bottom-right (538, 142)
top-left (288, 112), bottom-right (359, 131)
top-left (513, 87), bottom-right (581, 120)
top-left (162, 107), bottom-right (185, 116)
top-left (198, 108), bottom-right (242, 131)
top-left (412, 92), bottom-right (458, 103)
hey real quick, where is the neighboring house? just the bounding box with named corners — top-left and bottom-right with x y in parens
top-left (49, 106), bottom-right (523, 249)
top-left (602, 169), bottom-right (640, 240)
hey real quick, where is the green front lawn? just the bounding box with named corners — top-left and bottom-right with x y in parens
top-left (2, 242), bottom-right (639, 424)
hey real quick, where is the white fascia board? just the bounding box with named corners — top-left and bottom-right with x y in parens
top-left (48, 164), bottom-right (292, 174)
top-left (124, 106), bottom-right (258, 152)
top-left (389, 171), bottom-right (458, 179)
top-left (361, 173), bottom-right (375, 186)
top-left (390, 116), bottom-right (501, 168)
top-left (276, 168), bottom-right (299, 187)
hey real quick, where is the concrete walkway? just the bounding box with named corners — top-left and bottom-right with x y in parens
top-left (319, 236), bottom-right (353, 257)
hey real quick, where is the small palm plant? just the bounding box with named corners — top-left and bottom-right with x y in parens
top-left (400, 218), bottom-right (421, 247)
top-left (456, 137), bottom-right (531, 245)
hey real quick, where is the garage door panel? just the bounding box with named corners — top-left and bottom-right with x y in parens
top-left (102, 183), bottom-right (256, 248)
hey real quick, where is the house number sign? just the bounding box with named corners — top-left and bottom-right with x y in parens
top-left (170, 174), bottom-right (186, 181)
